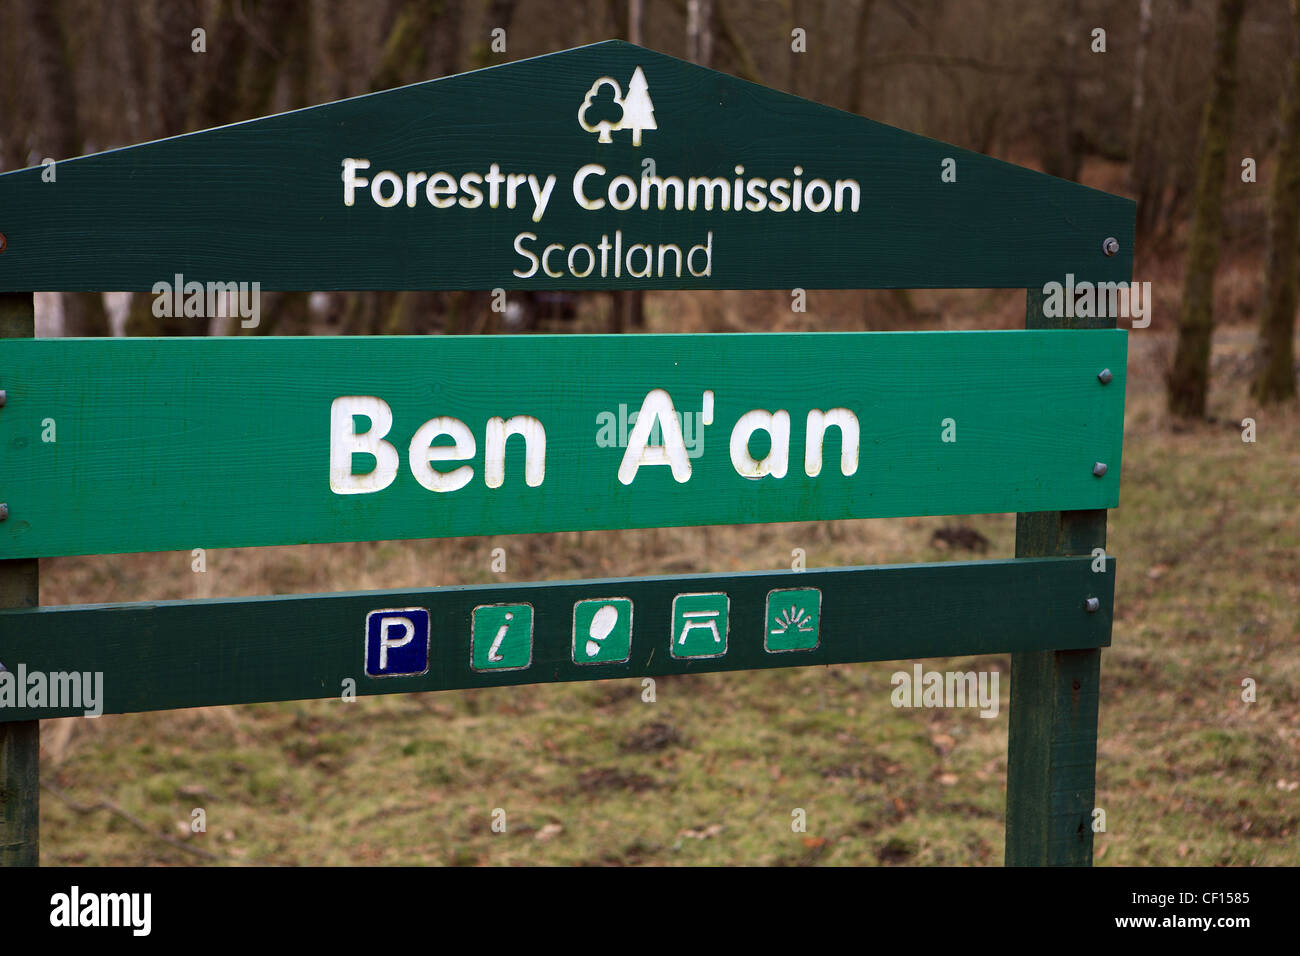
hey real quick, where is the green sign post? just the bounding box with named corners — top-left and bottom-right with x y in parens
top-left (0, 40), bottom-right (1132, 867)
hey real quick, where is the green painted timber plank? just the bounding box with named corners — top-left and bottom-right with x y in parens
top-left (1005, 287), bottom-right (1113, 867)
top-left (0, 41), bottom-right (1134, 292)
top-left (0, 292), bottom-right (38, 867)
top-left (0, 330), bottom-right (1128, 559)
top-left (0, 556), bottom-right (1113, 721)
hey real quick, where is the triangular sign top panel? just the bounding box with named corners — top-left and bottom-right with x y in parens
top-left (0, 40), bottom-right (1133, 292)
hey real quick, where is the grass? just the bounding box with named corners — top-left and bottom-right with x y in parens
top-left (27, 297), bottom-right (1300, 866)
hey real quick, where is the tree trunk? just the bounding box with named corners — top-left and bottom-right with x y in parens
top-left (847, 0), bottom-right (876, 116)
top-left (189, 0), bottom-right (243, 131)
top-left (1046, 0), bottom-right (1083, 182)
top-left (788, 0), bottom-right (800, 96)
top-left (1251, 0), bottom-right (1300, 403)
top-left (1167, 0), bottom-right (1247, 419)
top-left (1130, 0), bottom-right (1158, 242)
top-left (352, 0), bottom-right (465, 336)
top-left (154, 0), bottom-right (199, 137)
top-left (25, 0), bottom-right (110, 335)
top-left (687, 0), bottom-right (713, 68)
top-left (614, 0), bottom-right (647, 331)
top-left (629, 0), bottom-right (644, 44)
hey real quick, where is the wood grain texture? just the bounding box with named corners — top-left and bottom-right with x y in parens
top-left (0, 41), bottom-right (1134, 292)
top-left (0, 556), bottom-right (1113, 721)
top-left (0, 293), bottom-right (38, 867)
top-left (1005, 288), bottom-right (1114, 867)
top-left (0, 330), bottom-right (1127, 558)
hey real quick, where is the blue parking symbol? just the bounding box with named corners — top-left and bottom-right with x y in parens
top-left (365, 608), bottom-right (430, 677)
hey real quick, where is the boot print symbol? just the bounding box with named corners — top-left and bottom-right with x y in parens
top-left (585, 604), bottom-right (619, 657)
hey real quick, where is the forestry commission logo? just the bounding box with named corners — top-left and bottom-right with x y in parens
top-left (578, 66), bottom-right (656, 145)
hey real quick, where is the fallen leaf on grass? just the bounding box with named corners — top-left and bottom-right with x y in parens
top-left (535, 823), bottom-right (563, 842)
top-left (680, 823), bottom-right (724, 839)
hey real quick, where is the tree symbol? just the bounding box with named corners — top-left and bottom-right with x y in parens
top-left (620, 66), bottom-right (656, 146)
top-left (579, 77), bottom-right (625, 144)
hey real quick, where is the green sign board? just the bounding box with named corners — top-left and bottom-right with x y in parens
top-left (0, 330), bottom-right (1126, 558)
top-left (0, 41), bottom-right (1133, 293)
top-left (0, 557), bottom-right (1112, 721)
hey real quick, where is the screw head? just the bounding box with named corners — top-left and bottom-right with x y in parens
top-left (1092, 461), bottom-right (1108, 477)
top-left (1097, 369), bottom-right (1112, 385)
top-left (1102, 237), bottom-right (1119, 257)
top-left (1085, 597), bottom-right (1100, 613)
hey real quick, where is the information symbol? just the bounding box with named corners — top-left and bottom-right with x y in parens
top-left (489, 611), bottom-right (515, 662)
top-left (471, 603), bottom-right (534, 672)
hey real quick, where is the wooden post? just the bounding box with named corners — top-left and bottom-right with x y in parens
top-left (0, 291), bottom-right (39, 867)
top-left (1005, 288), bottom-right (1111, 866)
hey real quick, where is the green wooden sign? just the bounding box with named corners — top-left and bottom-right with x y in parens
top-left (0, 41), bottom-right (1133, 293)
top-left (0, 330), bottom-right (1126, 559)
top-left (0, 557), bottom-right (1112, 721)
top-left (0, 39), bottom-right (1137, 869)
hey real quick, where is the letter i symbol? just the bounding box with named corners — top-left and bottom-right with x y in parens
top-left (489, 612), bottom-right (513, 662)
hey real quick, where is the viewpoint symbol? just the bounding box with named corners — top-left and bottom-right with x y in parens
top-left (578, 66), bottom-right (657, 146)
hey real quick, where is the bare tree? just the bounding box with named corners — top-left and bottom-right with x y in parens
top-left (1252, 0), bottom-right (1300, 403)
top-left (24, 0), bottom-right (110, 335)
top-left (847, 0), bottom-right (876, 116)
top-left (1168, 0), bottom-right (1248, 418)
top-left (687, 0), bottom-right (713, 68)
top-left (1129, 0), bottom-right (1155, 239)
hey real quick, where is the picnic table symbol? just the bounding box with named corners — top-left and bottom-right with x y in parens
top-left (677, 608), bottom-right (723, 645)
top-left (670, 592), bottom-right (730, 659)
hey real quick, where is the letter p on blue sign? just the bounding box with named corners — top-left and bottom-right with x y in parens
top-left (365, 607), bottom-right (430, 677)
